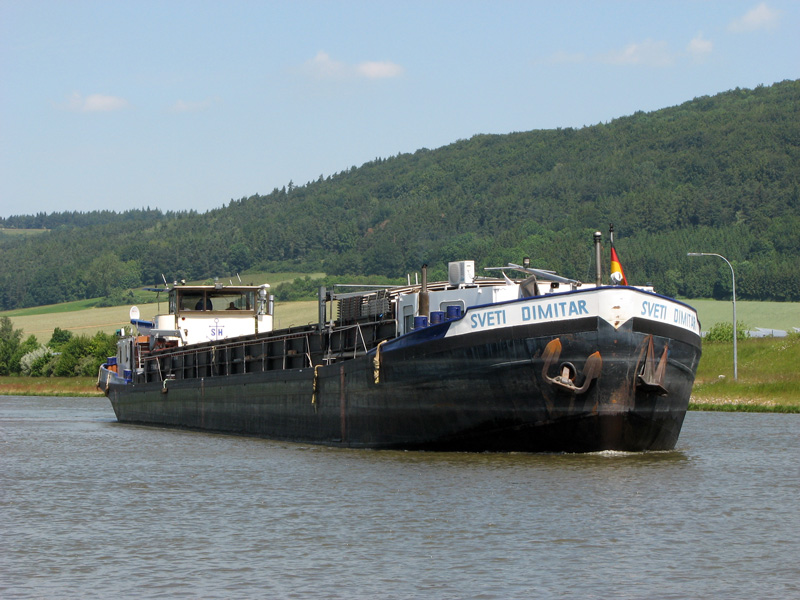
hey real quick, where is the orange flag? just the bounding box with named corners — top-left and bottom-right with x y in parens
top-left (610, 244), bottom-right (628, 285)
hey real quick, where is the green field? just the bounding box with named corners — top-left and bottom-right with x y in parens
top-left (2, 300), bottom-right (321, 343)
top-left (687, 299), bottom-right (799, 332)
top-left (4, 291), bottom-right (796, 343)
top-left (1, 271), bottom-right (325, 319)
top-left (1, 272), bottom-right (325, 343)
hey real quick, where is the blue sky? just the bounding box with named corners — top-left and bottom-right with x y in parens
top-left (1, 1), bottom-right (797, 218)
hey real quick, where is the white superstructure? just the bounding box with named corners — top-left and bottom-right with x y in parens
top-left (145, 283), bottom-right (273, 346)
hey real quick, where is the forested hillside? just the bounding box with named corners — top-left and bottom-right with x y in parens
top-left (1, 80), bottom-right (798, 309)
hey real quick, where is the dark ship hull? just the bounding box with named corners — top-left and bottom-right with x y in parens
top-left (102, 288), bottom-right (701, 452)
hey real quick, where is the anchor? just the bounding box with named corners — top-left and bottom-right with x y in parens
top-left (636, 336), bottom-right (669, 395)
top-left (541, 338), bottom-right (602, 394)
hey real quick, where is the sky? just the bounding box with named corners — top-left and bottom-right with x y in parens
top-left (1, 1), bottom-right (798, 218)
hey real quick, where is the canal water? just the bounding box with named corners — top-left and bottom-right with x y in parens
top-left (1, 396), bottom-right (798, 599)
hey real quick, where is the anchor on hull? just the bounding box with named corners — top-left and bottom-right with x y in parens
top-left (541, 337), bottom-right (602, 394)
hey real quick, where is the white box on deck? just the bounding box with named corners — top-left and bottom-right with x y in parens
top-left (448, 261), bottom-right (475, 286)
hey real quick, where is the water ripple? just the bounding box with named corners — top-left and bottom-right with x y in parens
top-left (1, 397), bottom-right (798, 599)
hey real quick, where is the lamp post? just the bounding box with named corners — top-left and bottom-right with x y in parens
top-left (687, 252), bottom-right (737, 380)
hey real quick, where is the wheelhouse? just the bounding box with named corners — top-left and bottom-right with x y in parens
top-left (149, 283), bottom-right (274, 347)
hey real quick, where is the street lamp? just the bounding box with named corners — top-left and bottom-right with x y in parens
top-left (687, 252), bottom-right (738, 380)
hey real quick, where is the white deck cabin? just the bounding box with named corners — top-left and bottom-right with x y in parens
top-left (392, 261), bottom-right (608, 336)
top-left (145, 283), bottom-right (273, 346)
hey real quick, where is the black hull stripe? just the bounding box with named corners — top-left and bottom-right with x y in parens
top-left (386, 316), bottom-right (700, 358)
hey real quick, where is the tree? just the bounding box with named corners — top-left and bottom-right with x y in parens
top-left (229, 242), bottom-right (252, 273)
top-left (48, 327), bottom-right (73, 351)
top-left (20, 345), bottom-right (53, 376)
top-left (51, 331), bottom-right (117, 377)
top-left (0, 317), bottom-right (23, 375)
top-left (84, 252), bottom-right (140, 298)
top-left (1, 80), bottom-right (799, 306)
top-left (11, 335), bottom-right (39, 374)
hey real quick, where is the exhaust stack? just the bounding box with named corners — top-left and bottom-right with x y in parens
top-left (594, 231), bottom-right (603, 286)
top-left (419, 264), bottom-right (429, 318)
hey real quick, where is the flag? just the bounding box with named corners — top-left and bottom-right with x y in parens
top-left (610, 244), bottom-right (628, 285)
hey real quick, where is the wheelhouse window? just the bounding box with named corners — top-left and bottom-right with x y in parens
top-left (213, 291), bottom-right (254, 311)
top-left (180, 292), bottom-right (211, 311)
top-left (175, 289), bottom-right (255, 313)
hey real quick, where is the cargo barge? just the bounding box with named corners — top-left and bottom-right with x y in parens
top-left (98, 234), bottom-right (701, 452)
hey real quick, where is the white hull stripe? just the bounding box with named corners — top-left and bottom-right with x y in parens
top-left (444, 288), bottom-right (700, 338)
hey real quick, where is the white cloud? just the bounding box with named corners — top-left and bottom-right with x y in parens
top-left (356, 61), bottom-right (405, 79)
top-left (598, 39), bottom-right (674, 67)
top-left (65, 92), bottom-right (129, 112)
top-left (539, 34), bottom-right (713, 70)
top-left (302, 51), bottom-right (404, 80)
top-left (687, 32), bottom-right (713, 62)
top-left (729, 2), bottom-right (781, 32)
top-left (303, 51), bottom-right (348, 79)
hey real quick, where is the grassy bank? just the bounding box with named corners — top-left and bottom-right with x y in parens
top-left (0, 376), bottom-right (102, 397)
top-left (689, 334), bottom-right (800, 413)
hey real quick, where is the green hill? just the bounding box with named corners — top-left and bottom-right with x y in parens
top-left (1, 80), bottom-right (798, 310)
